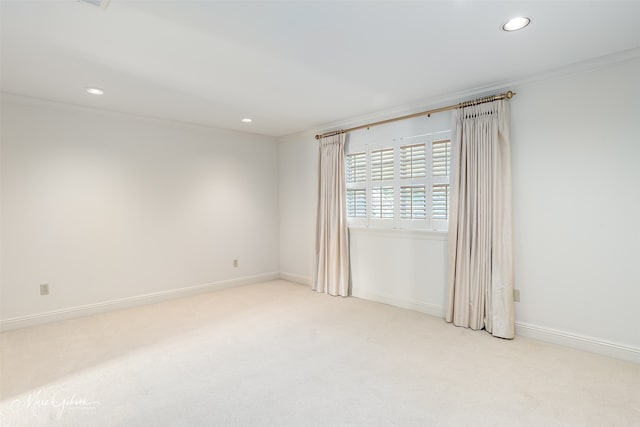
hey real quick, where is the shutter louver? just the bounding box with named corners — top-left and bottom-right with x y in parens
top-left (400, 185), bottom-right (426, 219)
top-left (347, 188), bottom-right (366, 218)
top-left (400, 144), bottom-right (426, 179)
top-left (346, 152), bottom-right (366, 184)
top-left (372, 186), bottom-right (394, 218)
top-left (432, 184), bottom-right (449, 220)
top-left (371, 148), bottom-right (394, 181)
top-left (432, 140), bottom-right (451, 176)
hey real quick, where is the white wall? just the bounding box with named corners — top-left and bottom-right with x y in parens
top-left (349, 229), bottom-right (447, 317)
top-left (1, 96), bottom-right (279, 322)
top-left (511, 57), bottom-right (640, 349)
top-left (278, 56), bottom-right (640, 358)
top-left (278, 131), bottom-right (317, 284)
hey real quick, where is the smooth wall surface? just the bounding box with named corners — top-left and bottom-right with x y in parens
top-left (349, 229), bottom-right (447, 317)
top-left (511, 56), bottom-right (640, 348)
top-left (278, 130), bottom-right (317, 283)
top-left (278, 55), bottom-right (640, 352)
top-left (1, 96), bottom-right (279, 320)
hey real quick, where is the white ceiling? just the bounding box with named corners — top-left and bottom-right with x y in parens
top-left (1, 1), bottom-right (639, 137)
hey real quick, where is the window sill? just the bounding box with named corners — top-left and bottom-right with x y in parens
top-left (348, 226), bottom-right (448, 241)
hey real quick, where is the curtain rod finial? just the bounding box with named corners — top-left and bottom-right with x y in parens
top-left (506, 90), bottom-right (515, 99)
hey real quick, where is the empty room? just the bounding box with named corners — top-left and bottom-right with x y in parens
top-left (1, 1), bottom-right (639, 426)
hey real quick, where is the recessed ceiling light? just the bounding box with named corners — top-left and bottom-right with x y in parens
top-left (85, 87), bottom-right (104, 95)
top-left (241, 118), bottom-right (252, 123)
top-left (502, 17), bottom-right (531, 32)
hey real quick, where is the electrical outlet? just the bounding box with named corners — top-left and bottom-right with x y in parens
top-left (40, 284), bottom-right (49, 296)
top-left (233, 259), bottom-right (239, 268)
top-left (513, 289), bottom-right (520, 302)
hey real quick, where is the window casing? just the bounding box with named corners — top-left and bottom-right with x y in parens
top-left (345, 131), bottom-right (451, 231)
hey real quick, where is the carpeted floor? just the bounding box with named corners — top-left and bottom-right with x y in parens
top-left (1, 280), bottom-right (638, 426)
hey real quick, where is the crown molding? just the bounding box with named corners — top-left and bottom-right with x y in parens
top-left (0, 91), bottom-right (276, 141)
top-left (306, 47), bottom-right (640, 139)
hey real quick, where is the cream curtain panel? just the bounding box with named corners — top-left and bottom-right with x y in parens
top-left (446, 100), bottom-right (514, 339)
top-left (313, 134), bottom-right (350, 296)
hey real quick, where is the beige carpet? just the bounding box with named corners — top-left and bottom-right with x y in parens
top-left (1, 280), bottom-right (638, 426)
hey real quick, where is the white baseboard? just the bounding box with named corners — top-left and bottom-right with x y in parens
top-left (279, 272), bottom-right (311, 286)
top-left (0, 272), bottom-right (280, 332)
top-left (350, 290), bottom-right (639, 363)
top-left (515, 322), bottom-right (640, 364)
top-left (4, 273), bottom-right (638, 364)
top-left (352, 289), bottom-right (445, 318)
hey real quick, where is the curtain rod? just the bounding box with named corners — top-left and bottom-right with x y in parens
top-left (314, 90), bottom-right (516, 140)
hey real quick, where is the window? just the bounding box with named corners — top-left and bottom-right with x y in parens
top-left (432, 139), bottom-right (451, 176)
top-left (372, 186), bottom-right (394, 218)
top-left (400, 186), bottom-right (426, 219)
top-left (431, 139), bottom-right (451, 226)
top-left (400, 143), bottom-right (426, 179)
top-left (432, 184), bottom-right (449, 220)
top-left (371, 148), bottom-right (394, 181)
top-left (346, 152), bottom-right (367, 221)
top-left (370, 148), bottom-right (394, 219)
top-left (345, 131), bottom-right (451, 231)
top-left (346, 188), bottom-right (366, 218)
top-left (346, 152), bottom-right (366, 184)
top-left (399, 143), bottom-right (427, 220)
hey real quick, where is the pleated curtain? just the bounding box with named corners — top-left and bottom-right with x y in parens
top-left (446, 99), bottom-right (515, 339)
top-left (313, 134), bottom-right (350, 296)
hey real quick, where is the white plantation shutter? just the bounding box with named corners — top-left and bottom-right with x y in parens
top-left (372, 186), bottom-right (394, 218)
top-left (400, 143), bottom-right (426, 179)
top-left (432, 184), bottom-right (449, 220)
top-left (400, 185), bottom-right (426, 219)
top-left (431, 139), bottom-right (451, 226)
top-left (371, 148), bottom-right (394, 181)
top-left (432, 140), bottom-right (451, 176)
top-left (346, 152), bottom-right (366, 184)
top-left (344, 131), bottom-right (451, 230)
top-left (346, 152), bottom-right (367, 221)
top-left (347, 188), bottom-right (366, 218)
top-left (370, 148), bottom-right (394, 222)
top-left (399, 143), bottom-right (427, 224)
